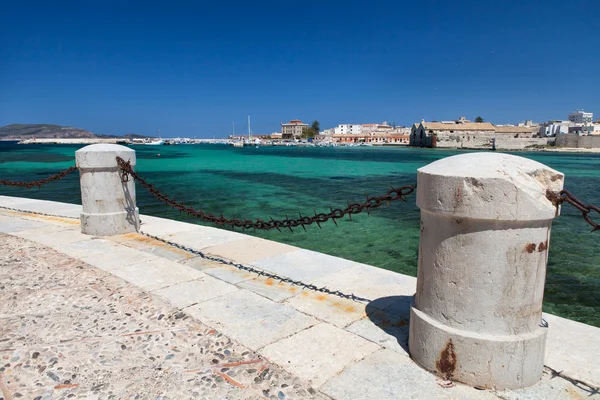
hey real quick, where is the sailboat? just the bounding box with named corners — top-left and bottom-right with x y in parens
top-left (248, 115), bottom-right (260, 147)
top-left (145, 129), bottom-right (165, 145)
top-left (231, 121), bottom-right (243, 147)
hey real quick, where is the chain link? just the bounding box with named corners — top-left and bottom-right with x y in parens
top-left (116, 156), bottom-right (415, 232)
top-left (547, 189), bottom-right (600, 232)
top-left (0, 166), bottom-right (78, 189)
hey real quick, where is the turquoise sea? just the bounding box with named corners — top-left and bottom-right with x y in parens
top-left (1, 141), bottom-right (599, 327)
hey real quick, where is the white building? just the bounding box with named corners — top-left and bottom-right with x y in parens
top-left (334, 124), bottom-right (362, 135)
top-left (568, 110), bottom-right (593, 124)
top-left (539, 121), bottom-right (570, 137)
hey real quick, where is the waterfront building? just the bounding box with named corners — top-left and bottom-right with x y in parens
top-left (568, 110), bottom-right (593, 124)
top-left (361, 124), bottom-right (378, 134)
top-left (331, 133), bottom-right (409, 145)
top-left (410, 121), bottom-right (495, 147)
top-left (281, 120), bottom-right (308, 139)
top-left (334, 124), bottom-right (362, 135)
top-left (540, 121), bottom-right (570, 136)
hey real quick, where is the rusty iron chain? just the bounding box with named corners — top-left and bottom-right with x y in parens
top-left (547, 189), bottom-right (600, 232)
top-left (0, 166), bottom-right (78, 189)
top-left (116, 156), bottom-right (416, 232)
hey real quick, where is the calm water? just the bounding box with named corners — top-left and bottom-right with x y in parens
top-left (1, 141), bottom-right (599, 326)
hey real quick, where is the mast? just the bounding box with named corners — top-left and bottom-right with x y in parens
top-left (232, 121), bottom-right (235, 136)
top-left (248, 115), bottom-right (251, 140)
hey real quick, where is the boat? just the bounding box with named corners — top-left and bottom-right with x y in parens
top-left (145, 129), bottom-right (164, 145)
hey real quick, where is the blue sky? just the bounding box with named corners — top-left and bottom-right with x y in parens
top-left (1, 0), bottom-right (598, 137)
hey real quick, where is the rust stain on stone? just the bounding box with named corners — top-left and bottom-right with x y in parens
top-left (315, 294), bottom-right (327, 301)
top-left (436, 339), bottom-right (457, 380)
top-left (55, 383), bottom-right (79, 389)
top-left (525, 243), bottom-right (536, 253)
top-left (344, 305), bottom-right (356, 313)
top-left (264, 278), bottom-right (274, 286)
top-left (538, 241), bottom-right (548, 252)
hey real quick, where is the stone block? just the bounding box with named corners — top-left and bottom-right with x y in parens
top-left (108, 257), bottom-right (205, 291)
top-left (12, 225), bottom-right (91, 248)
top-left (249, 249), bottom-right (355, 282)
top-left (260, 323), bottom-right (380, 387)
top-left (151, 276), bottom-right (239, 308)
top-left (0, 215), bottom-right (47, 233)
top-left (544, 313), bottom-right (600, 387)
top-left (285, 291), bottom-right (367, 328)
top-left (308, 263), bottom-right (416, 308)
top-left (107, 232), bottom-right (196, 261)
top-left (345, 305), bottom-right (411, 356)
top-left (60, 239), bottom-right (158, 270)
top-left (185, 290), bottom-right (316, 350)
top-left (236, 275), bottom-right (300, 302)
top-left (204, 237), bottom-right (298, 264)
top-left (321, 349), bottom-right (500, 400)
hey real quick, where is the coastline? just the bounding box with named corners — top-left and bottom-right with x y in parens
top-left (5, 137), bottom-right (600, 153)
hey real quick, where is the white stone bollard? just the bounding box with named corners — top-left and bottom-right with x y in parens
top-left (75, 144), bottom-right (139, 236)
top-left (408, 153), bottom-right (564, 390)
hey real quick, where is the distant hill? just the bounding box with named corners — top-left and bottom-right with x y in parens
top-left (0, 124), bottom-right (95, 139)
top-left (0, 124), bottom-right (153, 139)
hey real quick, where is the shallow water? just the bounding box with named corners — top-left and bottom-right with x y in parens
top-left (1, 141), bottom-right (599, 326)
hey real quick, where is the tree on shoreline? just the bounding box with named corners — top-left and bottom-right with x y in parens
top-left (311, 120), bottom-right (320, 133)
top-left (300, 127), bottom-right (316, 139)
top-left (475, 116), bottom-right (484, 123)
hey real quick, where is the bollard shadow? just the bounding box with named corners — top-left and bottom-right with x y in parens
top-left (120, 173), bottom-right (139, 231)
top-left (365, 295), bottom-right (413, 354)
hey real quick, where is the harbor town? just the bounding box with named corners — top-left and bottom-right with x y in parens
top-left (12, 109), bottom-right (600, 152)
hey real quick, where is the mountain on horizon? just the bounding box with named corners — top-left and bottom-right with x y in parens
top-left (0, 124), bottom-right (151, 139)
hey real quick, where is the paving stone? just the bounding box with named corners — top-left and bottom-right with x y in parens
top-left (185, 290), bottom-right (317, 350)
top-left (0, 197), bottom-right (81, 218)
top-left (285, 291), bottom-right (367, 328)
top-left (204, 237), bottom-right (298, 264)
top-left (140, 215), bottom-right (214, 235)
top-left (160, 226), bottom-right (248, 250)
top-left (345, 307), bottom-right (410, 356)
top-left (249, 249), bottom-right (355, 282)
top-left (544, 313), bottom-right (600, 387)
top-left (308, 263), bottom-right (416, 309)
top-left (0, 215), bottom-right (49, 233)
top-left (152, 276), bottom-right (239, 308)
top-left (236, 275), bottom-right (300, 302)
top-left (180, 256), bottom-right (225, 271)
top-left (109, 257), bottom-right (205, 291)
top-left (260, 323), bottom-right (380, 387)
top-left (320, 348), bottom-right (500, 400)
top-left (493, 366), bottom-right (600, 399)
top-left (107, 232), bottom-right (197, 261)
top-left (60, 239), bottom-right (159, 270)
top-left (19, 212), bottom-right (81, 226)
top-left (12, 225), bottom-right (91, 247)
top-left (201, 264), bottom-right (256, 284)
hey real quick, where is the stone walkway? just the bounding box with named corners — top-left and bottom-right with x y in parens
top-left (0, 196), bottom-right (599, 400)
top-left (0, 234), bottom-right (324, 399)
